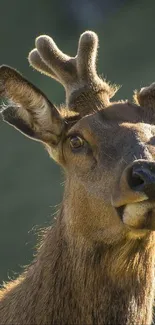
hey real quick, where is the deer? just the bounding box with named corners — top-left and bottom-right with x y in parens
top-left (0, 30), bottom-right (155, 325)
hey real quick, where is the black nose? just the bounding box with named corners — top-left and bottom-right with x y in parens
top-left (128, 161), bottom-right (155, 200)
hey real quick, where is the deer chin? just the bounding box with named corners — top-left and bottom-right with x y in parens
top-left (117, 201), bottom-right (155, 235)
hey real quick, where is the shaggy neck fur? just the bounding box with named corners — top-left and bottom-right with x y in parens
top-left (0, 205), bottom-right (155, 325)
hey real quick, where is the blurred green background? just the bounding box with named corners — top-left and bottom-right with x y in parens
top-left (0, 0), bottom-right (155, 283)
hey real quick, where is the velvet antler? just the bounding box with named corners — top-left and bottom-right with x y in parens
top-left (28, 31), bottom-right (118, 115)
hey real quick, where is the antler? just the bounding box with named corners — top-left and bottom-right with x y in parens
top-left (28, 31), bottom-right (118, 115)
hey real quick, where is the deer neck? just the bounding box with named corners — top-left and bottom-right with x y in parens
top-left (34, 205), bottom-right (155, 325)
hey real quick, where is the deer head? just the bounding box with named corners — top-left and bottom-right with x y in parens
top-left (1, 31), bottom-right (155, 248)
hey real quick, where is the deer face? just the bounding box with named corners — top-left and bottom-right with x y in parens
top-left (1, 32), bottom-right (155, 244)
top-left (61, 102), bottom-right (155, 243)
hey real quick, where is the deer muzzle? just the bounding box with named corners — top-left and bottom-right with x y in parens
top-left (112, 160), bottom-right (155, 230)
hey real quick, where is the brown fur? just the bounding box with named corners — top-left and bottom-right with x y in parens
top-left (0, 31), bottom-right (155, 324)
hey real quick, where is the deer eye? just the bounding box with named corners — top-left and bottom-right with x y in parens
top-left (69, 135), bottom-right (84, 149)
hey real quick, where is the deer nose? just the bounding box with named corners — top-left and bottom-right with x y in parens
top-left (112, 160), bottom-right (155, 208)
top-left (128, 161), bottom-right (155, 200)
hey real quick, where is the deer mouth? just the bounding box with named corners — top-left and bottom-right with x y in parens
top-left (115, 201), bottom-right (155, 231)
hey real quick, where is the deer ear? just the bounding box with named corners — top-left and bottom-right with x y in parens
top-left (0, 65), bottom-right (64, 145)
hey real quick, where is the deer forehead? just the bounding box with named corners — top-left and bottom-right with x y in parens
top-left (67, 110), bottom-right (155, 146)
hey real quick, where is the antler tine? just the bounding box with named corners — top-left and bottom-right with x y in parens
top-left (77, 31), bottom-right (99, 83)
top-left (28, 49), bottom-right (59, 80)
top-left (28, 31), bottom-right (118, 115)
top-left (35, 36), bottom-right (77, 84)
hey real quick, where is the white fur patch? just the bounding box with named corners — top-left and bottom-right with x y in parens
top-left (123, 201), bottom-right (155, 228)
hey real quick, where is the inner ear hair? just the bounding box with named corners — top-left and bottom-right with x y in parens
top-left (0, 65), bottom-right (64, 145)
